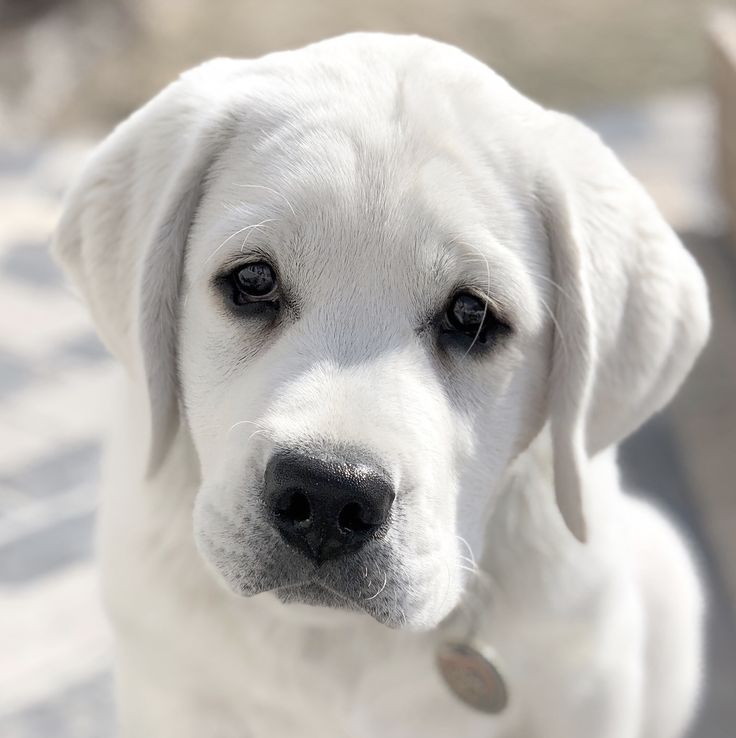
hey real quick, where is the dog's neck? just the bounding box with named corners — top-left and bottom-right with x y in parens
top-left (478, 432), bottom-right (621, 619)
top-left (433, 433), bottom-right (622, 715)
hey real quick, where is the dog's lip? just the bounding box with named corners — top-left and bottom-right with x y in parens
top-left (273, 578), bottom-right (352, 603)
top-left (271, 578), bottom-right (405, 628)
top-left (273, 579), bottom-right (361, 612)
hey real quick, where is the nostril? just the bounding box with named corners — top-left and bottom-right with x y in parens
top-left (276, 490), bottom-right (311, 525)
top-left (338, 501), bottom-right (375, 534)
top-left (264, 450), bottom-right (395, 561)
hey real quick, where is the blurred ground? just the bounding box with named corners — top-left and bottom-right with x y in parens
top-left (0, 0), bottom-right (733, 141)
top-left (1, 1), bottom-right (735, 737)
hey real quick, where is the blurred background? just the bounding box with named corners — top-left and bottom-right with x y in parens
top-left (1, 1), bottom-right (735, 736)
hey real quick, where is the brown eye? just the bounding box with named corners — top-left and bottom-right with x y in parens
top-left (221, 261), bottom-right (281, 314)
top-left (447, 292), bottom-right (487, 334)
top-left (234, 262), bottom-right (277, 299)
top-left (440, 291), bottom-right (510, 351)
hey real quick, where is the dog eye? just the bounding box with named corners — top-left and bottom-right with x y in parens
top-left (447, 293), bottom-right (486, 332)
top-left (441, 291), bottom-right (510, 350)
top-left (229, 261), bottom-right (279, 307)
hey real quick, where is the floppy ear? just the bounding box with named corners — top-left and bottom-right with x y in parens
top-left (53, 61), bottom-right (236, 476)
top-left (538, 112), bottom-right (710, 542)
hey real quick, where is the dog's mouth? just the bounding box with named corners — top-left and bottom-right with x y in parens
top-left (194, 500), bottom-right (423, 628)
top-left (271, 577), bottom-right (402, 627)
top-left (274, 580), bottom-right (357, 610)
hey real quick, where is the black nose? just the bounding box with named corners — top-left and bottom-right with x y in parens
top-left (264, 450), bottom-right (395, 563)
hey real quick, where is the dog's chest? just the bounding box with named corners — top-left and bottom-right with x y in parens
top-left (115, 580), bottom-right (515, 738)
top-left (245, 614), bottom-right (510, 736)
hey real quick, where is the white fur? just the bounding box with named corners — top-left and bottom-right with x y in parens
top-left (53, 33), bottom-right (710, 738)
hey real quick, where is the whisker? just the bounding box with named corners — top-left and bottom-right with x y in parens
top-left (247, 429), bottom-right (271, 442)
top-left (203, 224), bottom-right (257, 266)
top-left (458, 556), bottom-right (478, 571)
top-left (364, 571), bottom-right (388, 601)
top-left (228, 419), bottom-right (265, 435)
top-left (227, 419), bottom-right (274, 445)
top-left (239, 218), bottom-right (279, 253)
top-left (456, 535), bottom-right (477, 568)
top-left (438, 239), bottom-right (494, 365)
top-left (531, 271), bottom-right (574, 302)
top-left (435, 559), bottom-right (455, 618)
top-left (460, 248), bottom-right (491, 360)
top-left (235, 183), bottom-right (297, 217)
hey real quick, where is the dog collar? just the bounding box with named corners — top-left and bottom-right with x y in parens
top-left (436, 640), bottom-right (508, 714)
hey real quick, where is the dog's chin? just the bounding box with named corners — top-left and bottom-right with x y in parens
top-left (194, 523), bottom-right (457, 630)
top-left (274, 582), bottom-right (403, 628)
top-left (275, 581), bottom-right (356, 609)
top-left (207, 559), bottom-right (454, 630)
top-left (271, 581), bottom-right (454, 631)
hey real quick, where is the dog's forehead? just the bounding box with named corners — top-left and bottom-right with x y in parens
top-left (193, 138), bottom-right (543, 325)
top-left (187, 42), bottom-right (548, 325)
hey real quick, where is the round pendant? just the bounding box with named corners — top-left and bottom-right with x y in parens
top-left (436, 641), bottom-right (508, 714)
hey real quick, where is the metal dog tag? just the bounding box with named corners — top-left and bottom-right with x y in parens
top-left (436, 641), bottom-right (508, 714)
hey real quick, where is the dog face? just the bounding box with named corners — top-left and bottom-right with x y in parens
top-left (53, 34), bottom-right (709, 630)
top-left (180, 119), bottom-right (551, 627)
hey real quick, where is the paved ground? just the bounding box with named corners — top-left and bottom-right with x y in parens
top-left (0, 141), bottom-right (117, 737)
top-left (0, 94), bottom-right (734, 736)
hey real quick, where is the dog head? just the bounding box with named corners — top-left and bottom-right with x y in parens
top-left (53, 34), bottom-right (709, 629)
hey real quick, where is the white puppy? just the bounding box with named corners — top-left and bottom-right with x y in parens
top-left (53, 33), bottom-right (710, 738)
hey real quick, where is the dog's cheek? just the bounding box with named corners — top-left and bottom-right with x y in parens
top-left (448, 342), bottom-right (550, 535)
top-left (399, 544), bottom-right (464, 630)
top-left (178, 314), bottom-right (274, 474)
top-left (191, 478), bottom-right (266, 596)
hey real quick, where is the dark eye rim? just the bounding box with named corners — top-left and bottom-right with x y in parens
top-left (438, 289), bottom-right (513, 352)
top-left (233, 261), bottom-right (279, 300)
top-left (214, 258), bottom-right (283, 313)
